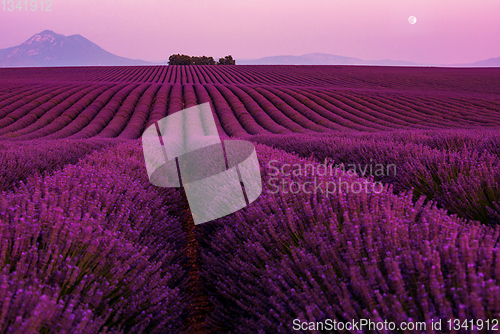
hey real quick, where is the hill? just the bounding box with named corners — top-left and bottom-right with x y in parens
top-left (0, 30), bottom-right (149, 67)
top-left (471, 57), bottom-right (500, 67)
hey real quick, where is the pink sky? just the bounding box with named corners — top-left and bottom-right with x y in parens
top-left (0, 0), bottom-right (499, 64)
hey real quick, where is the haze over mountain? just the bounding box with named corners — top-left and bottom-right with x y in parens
top-left (0, 30), bottom-right (149, 67)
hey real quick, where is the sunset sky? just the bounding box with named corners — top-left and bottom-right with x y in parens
top-left (0, 0), bottom-right (499, 64)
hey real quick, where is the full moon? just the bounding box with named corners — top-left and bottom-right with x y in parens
top-left (408, 16), bottom-right (417, 24)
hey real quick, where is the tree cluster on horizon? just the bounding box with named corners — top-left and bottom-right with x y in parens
top-left (168, 54), bottom-right (235, 65)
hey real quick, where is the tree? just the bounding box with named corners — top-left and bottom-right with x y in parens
top-left (168, 54), bottom-right (193, 65)
top-left (191, 56), bottom-right (216, 65)
top-left (217, 55), bottom-right (235, 65)
top-left (168, 54), bottom-right (235, 65)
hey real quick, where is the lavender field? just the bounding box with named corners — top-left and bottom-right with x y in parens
top-left (1, 65), bottom-right (500, 333)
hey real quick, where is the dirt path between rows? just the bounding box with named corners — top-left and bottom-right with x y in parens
top-left (179, 192), bottom-right (213, 334)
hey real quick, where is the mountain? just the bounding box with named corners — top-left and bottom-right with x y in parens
top-left (237, 53), bottom-right (421, 66)
top-left (0, 30), bottom-right (150, 67)
top-left (471, 57), bottom-right (500, 67)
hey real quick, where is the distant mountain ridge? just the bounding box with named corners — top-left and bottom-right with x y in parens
top-left (471, 57), bottom-right (500, 67)
top-left (237, 53), bottom-right (421, 66)
top-left (238, 53), bottom-right (500, 67)
top-left (0, 30), bottom-right (149, 67)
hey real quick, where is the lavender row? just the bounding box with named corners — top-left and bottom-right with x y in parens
top-left (8, 85), bottom-right (115, 141)
top-left (1, 66), bottom-right (499, 93)
top-left (226, 85), bottom-right (290, 134)
top-left (40, 83), bottom-right (126, 139)
top-left (248, 129), bottom-right (500, 223)
top-left (183, 83), bottom-right (198, 108)
top-left (0, 139), bottom-right (116, 192)
top-left (205, 84), bottom-right (248, 137)
top-left (2, 85), bottom-right (110, 140)
top-left (265, 87), bottom-right (355, 132)
top-left (0, 84), bottom-right (60, 119)
top-left (321, 90), bottom-right (423, 128)
top-left (255, 87), bottom-right (329, 133)
top-left (94, 84), bottom-right (149, 139)
top-left (167, 83), bottom-right (183, 116)
top-left (0, 140), bottom-right (190, 333)
top-left (339, 91), bottom-right (434, 126)
top-left (119, 84), bottom-right (162, 139)
top-left (215, 85), bottom-right (269, 135)
top-left (302, 89), bottom-right (416, 130)
top-left (146, 84), bottom-right (172, 127)
top-left (281, 88), bottom-right (375, 131)
top-left (238, 85), bottom-right (307, 133)
top-left (198, 143), bottom-right (500, 333)
top-left (70, 84), bottom-right (139, 139)
top-left (0, 84), bottom-right (46, 110)
top-left (0, 85), bottom-right (73, 131)
top-left (0, 84), bottom-right (93, 138)
top-left (193, 84), bottom-right (228, 137)
top-left (2, 82), bottom-right (497, 140)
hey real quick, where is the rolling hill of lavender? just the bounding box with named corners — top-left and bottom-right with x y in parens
top-left (1, 65), bottom-right (500, 333)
